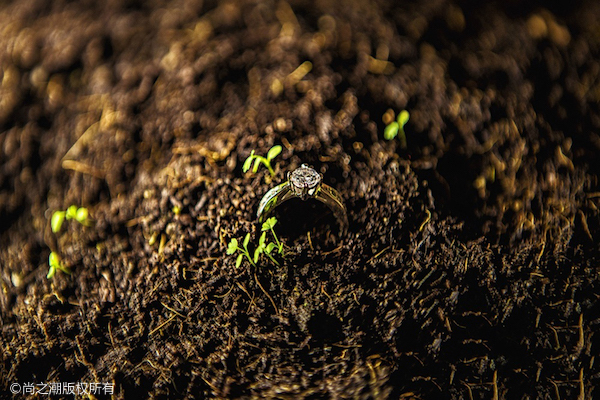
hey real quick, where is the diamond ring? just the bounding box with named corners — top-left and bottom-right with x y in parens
top-left (257, 164), bottom-right (348, 229)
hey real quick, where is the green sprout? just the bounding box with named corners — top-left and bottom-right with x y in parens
top-left (48, 206), bottom-right (87, 279)
top-left (242, 145), bottom-right (282, 177)
top-left (227, 233), bottom-right (255, 268)
top-left (66, 205), bottom-right (78, 220)
top-left (226, 225), bottom-right (283, 268)
top-left (384, 110), bottom-right (410, 148)
top-left (253, 231), bottom-right (280, 266)
top-left (261, 217), bottom-right (284, 256)
top-left (47, 251), bottom-right (71, 279)
top-left (51, 205), bottom-right (91, 233)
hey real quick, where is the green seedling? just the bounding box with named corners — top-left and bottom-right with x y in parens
top-left (384, 110), bottom-right (410, 148)
top-left (261, 217), bottom-right (284, 256)
top-left (253, 231), bottom-right (280, 266)
top-left (243, 145), bottom-right (282, 177)
top-left (227, 233), bottom-right (256, 268)
top-left (51, 205), bottom-right (91, 233)
top-left (47, 251), bottom-right (70, 279)
top-left (227, 225), bottom-right (283, 268)
top-left (66, 205), bottom-right (78, 220)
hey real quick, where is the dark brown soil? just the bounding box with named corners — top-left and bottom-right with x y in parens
top-left (1, 0), bottom-right (599, 398)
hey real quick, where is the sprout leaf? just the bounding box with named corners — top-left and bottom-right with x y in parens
top-left (76, 207), bottom-right (89, 222)
top-left (51, 211), bottom-right (65, 233)
top-left (243, 151), bottom-right (254, 172)
top-left (66, 205), bottom-right (78, 220)
top-left (262, 217), bottom-right (278, 231)
top-left (384, 122), bottom-right (399, 141)
top-left (227, 239), bottom-right (238, 255)
top-left (267, 145), bottom-right (282, 161)
top-left (252, 158), bottom-right (261, 173)
top-left (397, 110), bottom-right (410, 127)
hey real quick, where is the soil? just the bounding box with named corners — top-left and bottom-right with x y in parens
top-left (1, 0), bottom-right (599, 399)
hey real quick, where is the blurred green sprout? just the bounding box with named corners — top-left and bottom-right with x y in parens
top-left (384, 110), bottom-right (410, 148)
top-left (51, 205), bottom-right (90, 233)
top-left (243, 145), bottom-right (282, 177)
top-left (47, 251), bottom-right (70, 279)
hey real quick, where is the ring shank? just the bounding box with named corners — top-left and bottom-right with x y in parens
top-left (315, 184), bottom-right (348, 229)
top-left (256, 182), bottom-right (293, 221)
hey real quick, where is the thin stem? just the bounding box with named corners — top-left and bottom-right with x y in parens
top-left (237, 245), bottom-right (255, 267)
top-left (270, 228), bottom-right (284, 256)
top-left (263, 158), bottom-right (275, 176)
top-left (244, 250), bottom-right (256, 267)
top-left (270, 228), bottom-right (281, 249)
top-left (265, 252), bottom-right (280, 266)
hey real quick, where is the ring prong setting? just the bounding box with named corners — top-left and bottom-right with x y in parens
top-left (289, 164), bottom-right (322, 200)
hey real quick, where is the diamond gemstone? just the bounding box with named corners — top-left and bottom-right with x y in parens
top-left (290, 165), bottom-right (321, 198)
